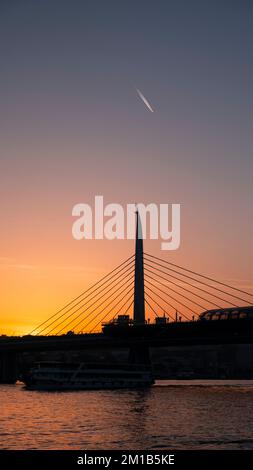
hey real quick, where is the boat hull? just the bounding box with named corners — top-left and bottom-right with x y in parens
top-left (25, 381), bottom-right (154, 391)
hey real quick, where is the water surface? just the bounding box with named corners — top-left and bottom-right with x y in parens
top-left (1, 381), bottom-right (253, 449)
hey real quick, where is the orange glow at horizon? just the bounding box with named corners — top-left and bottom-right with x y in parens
top-left (1, 234), bottom-right (253, 336)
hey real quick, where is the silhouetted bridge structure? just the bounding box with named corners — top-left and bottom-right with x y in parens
top-left (1, 212), bottom-right (253, 383)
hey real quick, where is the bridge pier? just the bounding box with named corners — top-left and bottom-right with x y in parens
top-left (0, 352), bottom-right (18, 384)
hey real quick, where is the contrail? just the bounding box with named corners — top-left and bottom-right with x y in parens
top-left (136, 88), bottom-right (154, 113)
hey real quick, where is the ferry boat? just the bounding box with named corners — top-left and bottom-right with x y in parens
top-left (21, 361), bottom-right (154, 391)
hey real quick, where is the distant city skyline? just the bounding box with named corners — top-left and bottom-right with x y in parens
top-left (1, 0), bottom-right (253, 334)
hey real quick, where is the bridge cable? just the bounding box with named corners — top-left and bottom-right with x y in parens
top-left (124, 299), bottom-right (134, 316)
top-left (145, 284), bottom-right (187, 320)
top-left (100, 294), bottom-right (134, 329)
top-left (145, 282), bottom-right (193, 320)
top-left (145, 297), bottom-right (161, 319)
top-left (77, 281), bottom-right (134, 333)
top-left (36, 257), bottom-right (135, 335)
top-left (145, 271), bottom-right (214, 311)
top-left (44, 264), bottom-right (135, 335)
top-left (145, 252), bottom-right (253, 299)
top-left (52, 269), bottom-right (135, 335)
top-left (143, 259), bottom-right (236, 308)
top-left (71, 278), bottom-right (135, 333)
top-left (87, 283), bottom-right (135, 333)
top-left (144, 253), bottom-right (250, 304)
top-left (145, 278), bottom-right (198, 316)
top-left (144, 288), bottom-right (187, 321)
top-left (30, 254), bottom-right (135, 334)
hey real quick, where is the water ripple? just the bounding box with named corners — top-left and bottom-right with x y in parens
top-left (1, 381), bottom-right (253, 449)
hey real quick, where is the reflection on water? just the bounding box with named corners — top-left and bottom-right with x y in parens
top-left (1, 381), bottom-right (253, 449)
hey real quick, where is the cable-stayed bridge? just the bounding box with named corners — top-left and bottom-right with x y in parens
top-left (29, 211), bottom-right (253, 336)
top-left (1, 212), bottom-right (253, 383)
top-left (28, 251), bottom-right (253, 336)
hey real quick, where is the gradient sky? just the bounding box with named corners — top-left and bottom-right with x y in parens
top-left (1, 0), bottom-right (253, 334)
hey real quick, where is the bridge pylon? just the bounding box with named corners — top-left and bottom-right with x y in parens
top-left (133, 210), bottom-right (145, 325)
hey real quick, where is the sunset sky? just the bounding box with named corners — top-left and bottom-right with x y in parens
top-left (1, 0), bottom-right (253, 335)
